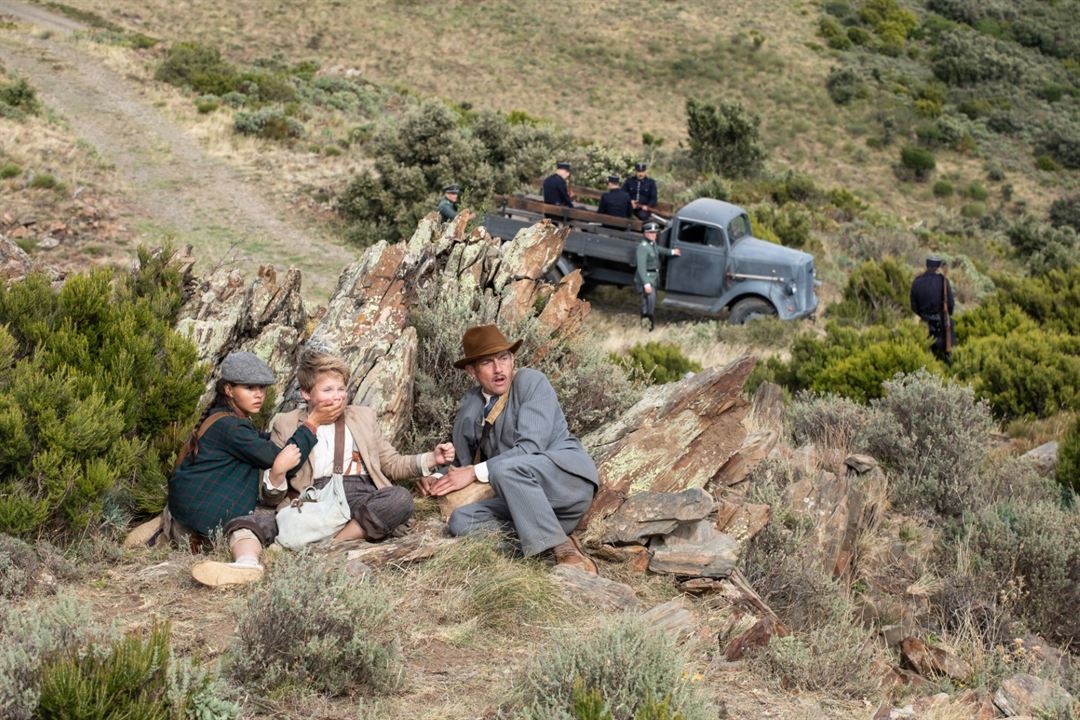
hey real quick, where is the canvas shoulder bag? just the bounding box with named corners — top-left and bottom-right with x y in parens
top-left (275, 417), bottom-right (352, 549)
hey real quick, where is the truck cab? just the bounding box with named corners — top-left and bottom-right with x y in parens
top-left (660, 199), bottom-right (819, 322)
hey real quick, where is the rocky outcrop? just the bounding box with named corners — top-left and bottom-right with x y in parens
top-left (598, 488), bottom-right (715, 545)
top-left (582, 356), bottom-right (755, 525)
top-left (1, 235), bottom-right (35, 284)
top-left (993, 673), bottom-right (1075, 718)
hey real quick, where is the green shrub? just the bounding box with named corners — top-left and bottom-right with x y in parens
top-left (751, 203), bottom-right (812, 248)
top-left (37, 622), bottom-right (172, 719)
top-left (752, 599), bottom-right (884, 699)
top-left (960, 201), bottom-right (986, 219)
top-left (0, 249), bottom-right (205, 536)
top-left (194, 95), bottom-right (219, 114)
top-left (0, 533), bottom-right (76, 599)
top-left (861, 369), bottom-right (993, 516)
top-left (0, 162), bottom-right (21, 179)
top-left (964, 182), bottom-right (988, 201)
top-left (931, 30), bottom-right (1023, 86)
top-left (685, 98), bottom-right (766, 178)
top-left (1037, 127), bottom-right (1080, 170)
top-left (960, 265), bottom-right (1080, 337)
top-left (1048, 195), bottom-right (1080, 233)
top-left (819, 17), bottom-right (852, 49)
top-left (613, 342), bottom-right (702, 386)
top-left (964, 500), bottom-right (1080, 650)
top-left (686, 174), bottom-right (730, 202)
top-left (33, 620), bottom-right (238, 720)
top-left (787, 392), bottom-right (871, 450)
top-left (1057, 417), bottom-right (1080, 494)
top-left (826, 255), bottom-right (913, 325)
top-left (155, 43), bottom-right (237, 96)
top-left (756, 321), bottom-right (943, 403)
top-left (29, 173), bottom-right (57, 190)
top-left (233, 107), bottom-right (304, 140)
top-left (933, 179), bottom-right (954, 197)
top-left (509, 616), bottom-right (713, 720)
top-left (0, 595), bottom-right (96, 720)
top-left (338, 101), bottom-right (566, 244)
top-left (0, 75), bottom-right (40, 118)
top-left (951, 329), bottom-right (1080, 419)
top-left (230, 553), bottom-right (402, 695)
top-left (900, 146), bottom-right (936, 180)
top-left (1035, 154), bottom-right (1061, 172)
top-left (1006, 219), bottom-right (1079, 275)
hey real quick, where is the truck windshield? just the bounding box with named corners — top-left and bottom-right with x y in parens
top-left (728, 214), bottom-right (751, 242)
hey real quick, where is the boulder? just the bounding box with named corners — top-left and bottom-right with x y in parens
top-left (993, 673), bottom-right (1074, 717)
top-left (750, 381), bottom-right (785, 427)
top-left (781, 461), bottom-right (887, 578)
top-left (597, 488), bottom-right (715, 544)
top-left (709, 429), bottom-right (779, 493)
top-left (642, 597), bottom-right (697, 640)
top-left (1022, 441), bottom-right (1059, 477)
top-left (593, 543), bottom-right (651, 572)
top-left (552, 565), bottom-right (640, 611)
top-left (900, 637), bottom-right (972, 680)
top-left (714, 497), bottom-right (771, 543)
top-left (582, 356), bottom-right (755, 530)
top-left (648, 519), bottom-right (738, 578)
top-left (1, 235), bottom-right (34, 283)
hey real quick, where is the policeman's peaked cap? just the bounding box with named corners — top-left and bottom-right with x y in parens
top-left (556, 161), bottom-right (572, 170)
top-left (635, 162), bottom-right (647, 171)
top-left (926, 256), bottom-right (945, 269)
top-left (443, 184), bottom-right (460, 194)
top-left (643, 222), bottom-right (660, 233)
top-left (607, 174), bottom-right (620, 183)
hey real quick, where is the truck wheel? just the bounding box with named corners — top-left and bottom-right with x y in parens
top-left (728, 298), bottom-right (777, 325)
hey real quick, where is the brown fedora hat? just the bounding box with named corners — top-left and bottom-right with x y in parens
top-left (454, 325), bottom-right (522, 369)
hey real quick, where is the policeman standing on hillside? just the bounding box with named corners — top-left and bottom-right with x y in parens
top-left (635, 222), bottom-right (680, 331)
top-left (542, 162), bottom-right (575, 208)
top-left (438, 184), bottom-right (460, 222)
top-left (623, 162), bottom-right (658, 221)
top-left (910, 256), bottom-right (955, 362)
top-left (597, 174), bottom-right (632, 219)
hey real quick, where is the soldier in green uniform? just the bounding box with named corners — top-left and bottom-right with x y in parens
top-left (438, 184), bottom-right (460, 222)
top-left (634, 222), bottom-right (680, 331)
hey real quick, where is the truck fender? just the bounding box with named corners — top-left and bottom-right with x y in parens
top-left (546, 255), bottom-right (579, 283)
top-left (708, 281), bottom-right (781, 316)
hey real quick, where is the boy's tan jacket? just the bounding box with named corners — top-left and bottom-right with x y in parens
top-left (269, 405), bottom-right (427, 496)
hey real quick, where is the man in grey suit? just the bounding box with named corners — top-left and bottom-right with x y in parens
top-left (423, 325), bottom-right (599, 574)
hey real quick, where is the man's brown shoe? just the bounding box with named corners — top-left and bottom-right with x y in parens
top-left (552, 535), bottom-right (598, 576)
top-left (191, 560), bottom-right (264, 587)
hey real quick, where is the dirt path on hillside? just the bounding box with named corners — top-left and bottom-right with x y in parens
top-left (0, 0), bottom-right (355, 300)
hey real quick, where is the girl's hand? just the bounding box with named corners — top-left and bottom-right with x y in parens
top-left (433, 442), bottom-right (455, 465)
top-left (270, 444), bottom-right (302, 487)
top-left (307, 398), bottom-right (344, 427)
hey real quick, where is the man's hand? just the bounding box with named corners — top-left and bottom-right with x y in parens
top-left (429, 465), bottom-right (476, 496)
top-left (433, 442), bottom-right (455, 465)
top-left (631, 200), bottom-right (639, 209)
top-left (416, 475), bottom-right (437, 497)
top-left (672, 248), bottom-right (681, 257)
top-left (643, 283), bottom-right (653, 295)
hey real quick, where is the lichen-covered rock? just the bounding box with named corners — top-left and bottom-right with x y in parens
top-left (648, 519), bottom-right (738, 578)
top-left (598, 488), bottom-right (715, 544)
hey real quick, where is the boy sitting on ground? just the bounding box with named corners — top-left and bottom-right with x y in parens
top-left (268, 350), bottom-right (455, 543)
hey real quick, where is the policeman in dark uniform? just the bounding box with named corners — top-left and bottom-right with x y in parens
top-left (623, 162), bottom-right (658, 221)
top-left (597, 174), bottom-right (632, 218)
top-left (438, 184), bottom-right (460, 222)
top-left (542, 162), bottom-right (574, 208)
top-left (635, 221), bottom-right (680, 331)
top-left (910, 256), bottom-right (955, 361)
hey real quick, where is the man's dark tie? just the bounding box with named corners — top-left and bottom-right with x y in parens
top-left (483, 394), bottom-right (499, 420)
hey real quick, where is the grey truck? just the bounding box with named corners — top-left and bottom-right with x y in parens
top-left (483, 195), bottom-right (819, 324)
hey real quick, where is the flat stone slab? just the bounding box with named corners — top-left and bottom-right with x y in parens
top-left (648, 519), bottom-right (738, 578)
top-left (551, 565), bottom-right (640, 611)
top-left (601, 488), bottom-right (715, 544)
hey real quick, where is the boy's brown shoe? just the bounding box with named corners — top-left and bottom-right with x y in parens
top-left (552, 535), bottom-right (598, 576)
top-left (191, 560), bottom-right (264, 587)
top-left (123, 514), bottom-right (164, 548)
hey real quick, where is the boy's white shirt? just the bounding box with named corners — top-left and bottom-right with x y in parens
top-left (263, 419), bottom-right (437, 488)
